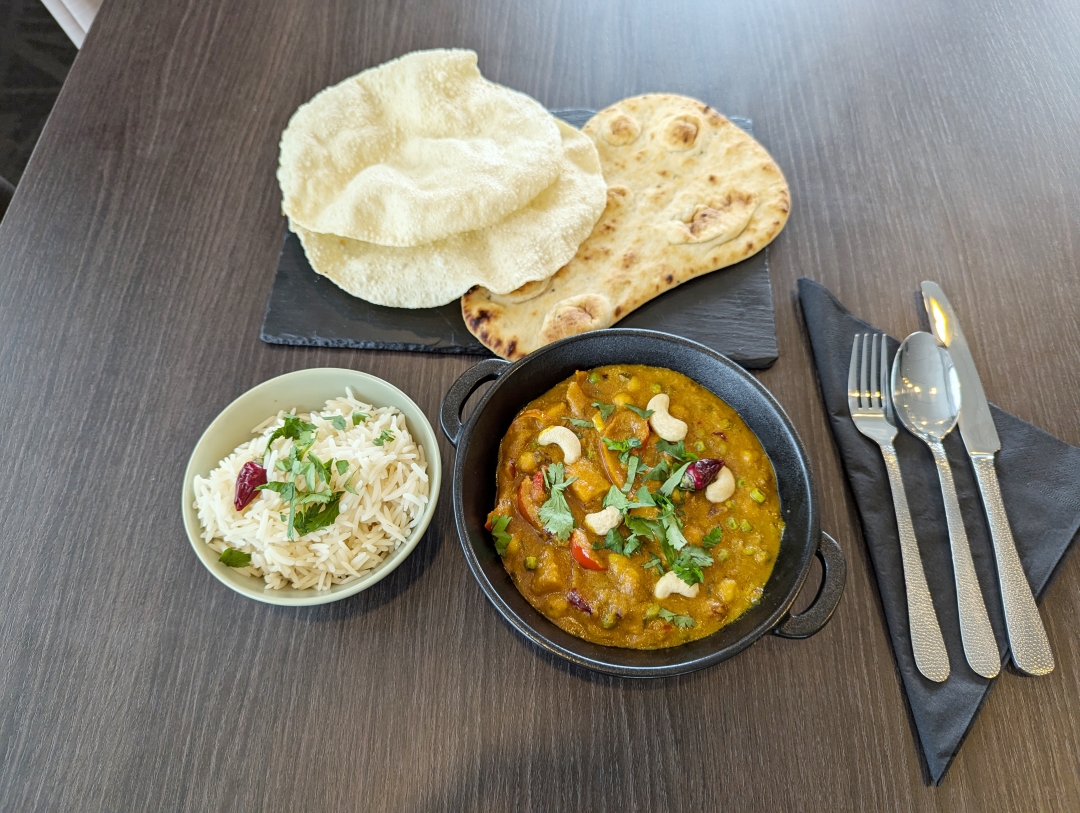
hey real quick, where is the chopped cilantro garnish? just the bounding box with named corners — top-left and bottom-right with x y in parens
top-left (622, 454), bottom-right (640, 492)
top-left (566, 417), bottom-right (595, 429)
top-left (660, 460), bottom-right (693, 497)
top-left (324, 414), bottom-right (347, 432)
top-left (655, 439), bottom-right (697, 463)
top-left (657, 608), bottom-right (696, 628)
top-left (671, 545), bottom-right (714, 586)
top-left (218, 548), bottom-right (251, 568)
top-left (602, 527), bottom-right (644, 557)
top-left (292, 492), bottom-right (343, 536)
top-left (592, 401), bottom-right (616, 421)
top-left (644, 459), bottom-right (671, 482)
top-left (634, 486), bottom-right (655, 507)
top-left (373, 429), bottom-right (395, 446)
top-left (600, 438), bottom-right (639, 462)
top-left (625, 404), bottom-right (654, 419)
top-left (702, 527), bottom-right (723, 548)
top-left (538, 463), bottom-right (577, 542)
top-left (351, 410), bottom-right (368, 426)
top-left (335, 460), bottom-right (349, 476)
top-left (262, 414), bottom-right (318, 465)
top-left (642, 554), bottom-right (664, 576)
top-left (625, 515), bottom-right (664, 542)
top-left (491, 515), bottom-right (513, 556)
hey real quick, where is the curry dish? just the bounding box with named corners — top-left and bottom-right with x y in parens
top-left (488, 364), bottom-right (784, 649)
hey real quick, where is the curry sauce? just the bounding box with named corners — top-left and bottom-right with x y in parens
top-left (489, 365), bottom-right (784, 649)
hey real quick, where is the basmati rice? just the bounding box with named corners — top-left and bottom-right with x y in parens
top-left (193, 388), bottom-right (429, 590)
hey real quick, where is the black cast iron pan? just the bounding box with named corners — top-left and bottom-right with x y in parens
top-left (440, 329), bottom-right (844, 678)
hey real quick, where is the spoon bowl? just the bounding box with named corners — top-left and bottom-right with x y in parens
top-left (891, 331), bottom-right (962, 441)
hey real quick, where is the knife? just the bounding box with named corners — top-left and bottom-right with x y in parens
top-left (921, 281), bottom-right (1054, 676)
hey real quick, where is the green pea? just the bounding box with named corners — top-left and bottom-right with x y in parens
top-left (717, 548), bottom-right (730, 562)
top-left (719, 419), bottom-right (733, 430)
top-left (736, 477), bottom-right (747, 488)
top-left (739, 519), bottom-right (753, 533)
top-left (602, 610), bottom-right (619, 629)
top-left (725, 517), bottom-right (738, 530)
top-left (644, 604), bottom-right (661, 621)
top-left (524, 556), bottom-right (538, 570)
top-left (588, 372), bottom-right (600, 385)
top-left (694, 441), bottom-right (705, 453)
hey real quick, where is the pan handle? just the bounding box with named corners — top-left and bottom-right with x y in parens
top-left (773, 532), bottom-right (846, 639)
top-left (440, 358), bottom-right (511, 447)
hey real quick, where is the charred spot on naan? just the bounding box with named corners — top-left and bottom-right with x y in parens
top-left (660, 115), bottom-right (701, 151)
top-left (665, 191), bottom-right (756, 246)
top-left (599, 113), bottom-right (642, 146)
top-left (539, 294), bottom-right (614, 344)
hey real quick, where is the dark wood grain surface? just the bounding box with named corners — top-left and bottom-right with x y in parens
top-left (1, 0), bottom-right (1078, 809)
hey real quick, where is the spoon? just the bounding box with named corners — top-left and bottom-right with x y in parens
top-left (891, 332), bottom-right (1000, 679)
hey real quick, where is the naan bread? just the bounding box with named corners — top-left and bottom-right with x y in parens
top-left (278, 49), bottom-right (563, 247)
top-left (291, 119), bottom-right (607, 308)
top-left (461, 94), bottom-right (790, 359)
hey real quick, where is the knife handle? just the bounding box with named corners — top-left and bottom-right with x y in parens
top-left (928, 440), bottom-right (1001, 678)
top-left (971, 455), bottom-right (1055, 676)
top-left (880, 445), bottom-right (950, 682)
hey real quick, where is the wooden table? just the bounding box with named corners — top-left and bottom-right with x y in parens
top-left (2, 0), bottom-right (1078, 809)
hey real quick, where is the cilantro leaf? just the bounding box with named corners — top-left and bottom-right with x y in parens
top-left (329, 415), bottom-right (347, 432)
top-left (672, 545), bottom-right (714, 585)
top-left (644, 459), bottom-right (671, 482)
top-left (566, 417), bottom-right (595, 429)
top-left (656, 440), bottom-right (697, 463)
top-left (634, 486), bottom-right (655, 507)
top-left (622, 454), bottom-right (640, 492)
top-left (657, 608), bottom-right (696, 628)
top-left (702, 527), bottom-right (723, 549)
top-left (373, 429), bottom-right (395, 446)
top-left (538, 463), bottom-right (577, 541)
top-left (335, 460), bottom-right (350, 476)
top-left (625, 404), bottom-right (654, 419)
top-left (642, 554), bottom-right (664, 576)
top-left (218, 548), bottom-right (251, 568)
top-left (661, 461), bottom-right (694, 497)
top-left (491, 515), bottom-right (513, 556)
top-left (592, 401), bottom-right (616, 421)
top-left (262, 414), bottom-right (319, 464)
top-left (351, 410), bottom-right (368, 426)
top-left (625, 515), bottom-right (664, 542)
top-left (602, 486), bottom-right (630, 512)
top-left (292, 492), bottom-right (343, 536)
top-left (661, 513), bottom-right (689, 551)
top-left (602, 436), bottom-right (642, 455)
top-left (603, 528), bottom-right (625, 554)
top-left (622, 536), bottom-right (642, 556)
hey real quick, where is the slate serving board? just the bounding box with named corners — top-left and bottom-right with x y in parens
top-left (261, 111), bottom-right (779, 369)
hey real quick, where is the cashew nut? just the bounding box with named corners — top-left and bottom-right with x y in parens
top-left (653, 570), bottom-right (700, 599)
top-left (537, 426), bottom-right (581, 464)
top-left (705, 466), bottom-right (735, 503)
top-left (584, 505), bottom-right (622, 535)
top-left (646, 394), bottom-right (687, 442)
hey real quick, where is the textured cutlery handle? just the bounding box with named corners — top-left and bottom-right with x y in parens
top-left (880, 445), bottom-right (950, 682)
top-left (971, 455), bottom-right (1055, 675)
top-left (929, 441), bottom-right (1000, 678)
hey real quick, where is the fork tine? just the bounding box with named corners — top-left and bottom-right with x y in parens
top-left (881, 333), bottom-right (893, 422)
top-left (848, 335), bottom-right (862, 412)
top-left (859, 332), bottom-right (870, 411)
top-left (869, 333), bottom-right (880, 408)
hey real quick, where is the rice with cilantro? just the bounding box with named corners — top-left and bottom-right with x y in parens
top-left (193, 388), bottom-right (429, 590)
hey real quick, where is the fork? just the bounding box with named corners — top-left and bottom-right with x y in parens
top-left (849, 333), bottom-right (951, 682)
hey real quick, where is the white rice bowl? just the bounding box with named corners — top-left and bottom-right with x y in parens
top-left (193, 388), bottom-right (430, 591)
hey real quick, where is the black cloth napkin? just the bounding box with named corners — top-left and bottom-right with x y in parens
top-left (798, 278), bottom-right (1080, 784)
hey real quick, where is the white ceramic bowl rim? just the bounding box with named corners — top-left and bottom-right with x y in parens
top-left (181, 368), bottom-right (442, 606)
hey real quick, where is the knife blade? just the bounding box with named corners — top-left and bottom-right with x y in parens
top-left (920, 282), bottom-right (999, 454)
top-left (920, 281), bottom-right (1054, 676)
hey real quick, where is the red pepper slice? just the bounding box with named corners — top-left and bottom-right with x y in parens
top-left (570, 528), bottom-right (606, 570)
